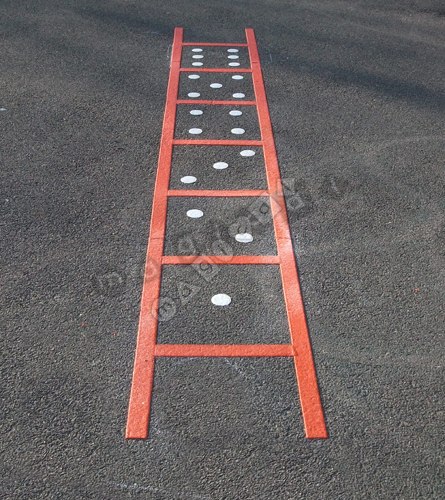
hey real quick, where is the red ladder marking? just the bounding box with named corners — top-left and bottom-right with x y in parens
top-left (126, 27), bottom-right (328, 440)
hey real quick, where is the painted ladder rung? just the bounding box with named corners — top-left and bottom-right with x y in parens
top-left (180, 68), bottom-right (252, 73)
top-left (155, 344), bottom-right (293, 357)
top-left (172, 139), bottom-right (263, 146)
top-left (177, 99), bottom-right (256, 106)
top-left (167, 189), bottom-right (267, 197)
top-left (182, 42), bottom-right (248, 47)
top-left (161, 255), bottom-right (280, 265)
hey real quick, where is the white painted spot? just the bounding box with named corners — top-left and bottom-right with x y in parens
top-left (228, 62), bottom-right (240, 67)
top-left (181, 176), bottom-right (197, 184)
top-left (190, 109), bottom-right (203, 116)
top-left (232, 75), bottom-right (244, 80)
top-left (187, 209), bottom-right (204, 219)
top-left (233, 93), bottom-right (245, 99)
top-left (231, 128), bottom-right (245, 135)
top-left (227, 48), bottom-right (239, 53)
top-left (240, 149), bottom-right (256, 157)
top-left (188, 74), bottom-right (200, 79)
top-left (189, 128), bottom-right (203, 134)
top-left (211, 293), bottom-right (232, 306)
top-left (210, 83), bottom-right (223, 89)
top-left (229, 110), bottom-right (243, 116)
top-left (192, 48), bottom-right (203, 52)
top-left (235, 233), bottom-right (253, 243)
top-left (192, 62), bottom-right (203, 66)
top-left (192, 55), bottom-right (204, 59)
top-left (213, 162), bottom-right (229, 170)
top-left (187, 92), bottom-right (200, 98)
top-left (228, 55), bottom-right (239, 59)
top-left (0, 108), bottom-right (6, 111)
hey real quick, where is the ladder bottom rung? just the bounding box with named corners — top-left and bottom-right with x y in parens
top-left (155, 344), bottom-right (293, 357)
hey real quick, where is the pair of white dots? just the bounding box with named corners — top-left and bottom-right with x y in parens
top-left (185, 209), bottom-right (253, 245)
top-left (188, 128), bottom-right (245, 135)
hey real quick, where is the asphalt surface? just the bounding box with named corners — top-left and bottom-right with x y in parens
top-left (1, 0), bottom-right (444, 498)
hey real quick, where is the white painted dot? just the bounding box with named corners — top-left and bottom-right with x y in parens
top-left (211, 293), bottom-right (232, 306)
top-left (231, 128), bottom-right (245, 135)
top-left (228, 55), bottom-right (239, 59)
top-left (213, 162), bottom-right (229, 170)
top-left (188, 74), bottom-right (200, 79)
top-left (229, 62), bottom-right (240, 67)
top-left (240, 149), bottom-right (256, 157)
top-left (232, 75), bottom-right (244, 80)
top-left (0, 108), bottom-right (6, 111)
top-left (233, 93), bottom-right (245, 99)
top-left (229, 110), bottom-right (243, 116)
top-left (181, 176), bottom-right (197, 184)
top-left (190, 109), bottom-right (203, 116)
top-left (192, 55), bottom-right (204, 59)
top-left (187, 209), bottom-right (204, 218)
top-left (227, 48), bottom-right (239, 53)
top-left (189, 128), bottom-right (202, 134)
top-left (210, 83), bottom-right (223, 89)
top-left (188, 92), bottom-right (200, 98)
top-left (192, 48), bottom-right (203, 52)
top-left (235, 233), bottom-right (254, 243)
top-left (192, 62), bottom-right (203, 66)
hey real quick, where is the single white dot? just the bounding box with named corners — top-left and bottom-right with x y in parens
top-left (192, 55), bottom-right (204, 59)
top-left (228, 55), bottom-right (239, 59)
top-left (192, 48), bottom-right (203, 52)
top-left (188, 74), bottom-right (200, 79)
top-left (231, 128), bottom-right (245, 135)
top-left (181, 176), bottom-right (197, 184)
top-left (0, 108), bottom-right (6, 111)
top-left (232, 75), bottom-right (244, 80)
top-left (188, 92), bottom-right (200, 98)
top-left (211, 293), bottom-right (232, 306)
top-left (189, 128), bottom-right (203, 134)
top-left (187, 209), bottom-right (204, 219)
top-left (229, 62), bottom-right (240, 67)
top-left (240, 149), bottom-right (256, 157)
top-left (190, 109), bottom-right (203, 116)
top-left (233, 93), bottom-right (245, 99)
top-left (229, 110), bottom-right (243, 116)
top-left (227, 48), bottom-right (239, 53)
top-left (210, 83), bottom-right (223, 89)
top-left (213, 162), bottom-right (229, 170)
top-left (235, 233), bottom-right (253, 243)
top-left (192, 62), bottom-right (203, 66)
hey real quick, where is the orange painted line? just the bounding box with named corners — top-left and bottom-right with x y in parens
top-left (155, 344), bottom-right (293, 357)
top-left (180, 68), bottom-right (252, 73)
top-left (173, 139), bottom-right (263, 146)
top-left (177, 99), bottom-right (256, 106)
top-left (182, 42), bottom-right (248, 47)
top-left (162, 255), bottom-right (280, 265)
top-left (168, 189), bottom-right (267, 197)
top-left (125, 28), bottom-right (184, 440)
top-left (246, 28), bottom-right (327, 439)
